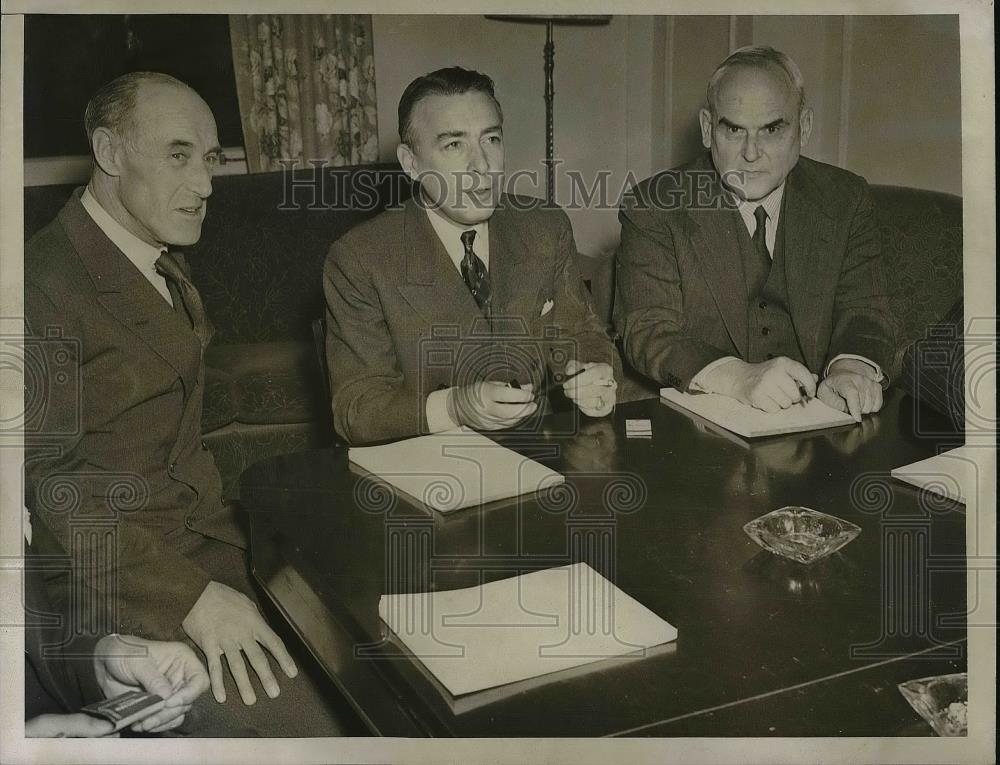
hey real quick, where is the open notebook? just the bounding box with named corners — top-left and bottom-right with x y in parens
top-left (379, 563), bottom-right (678, 700)
top-left (660, 388), bottom-right (856, 439)
top-left (891, 446), bottom-right (985, 505)
top-left (348, 428), bottom-right (564, 514)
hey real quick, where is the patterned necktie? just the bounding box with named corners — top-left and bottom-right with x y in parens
top-left (154, 250), bottom-right (214, 350)
top-left (750, 205), bottom-right (771, 295)
top-left (460, 230), bottom-right (492, 314)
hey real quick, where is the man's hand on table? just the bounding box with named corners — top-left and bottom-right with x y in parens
top-left (699, 356), bottom-right (817, 412)
top-left (182, 581), bottom-right (298, 706)
top-left (563, 360), bottom-right (616, 417)
top-left (817, 358), bottom-right (884, 421)
top-left (447, 381), bottom-right (538, 430)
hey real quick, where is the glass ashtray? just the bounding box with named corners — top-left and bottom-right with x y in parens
top-left (898, 673), bottom-right (968, 736)
top-left (743, 506), bottom-right (861, 565)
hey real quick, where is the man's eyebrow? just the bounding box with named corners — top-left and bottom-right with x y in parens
top-left (763, 118), bottom-right (788, 130)
top-left (435, 130), bottom-right (467, 141)
top-left (717, 117), bottom-right (744, 131)
top-left (168, 140), bottom-right (223, 155)
top-left (483, 124), bottom-right (503, 134)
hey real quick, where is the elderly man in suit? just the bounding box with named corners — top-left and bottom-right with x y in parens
top-left (324, 66), bottom-right (618, 445)
top-left (24, 72), bottom-right (346, 735)
top-left (615, 46), bottom-right (893, 420)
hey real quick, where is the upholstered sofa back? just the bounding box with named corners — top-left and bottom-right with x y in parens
top-left (868, 184), bottom-right (963, 376)
top-left (24, 164), bottom-right (414, 344)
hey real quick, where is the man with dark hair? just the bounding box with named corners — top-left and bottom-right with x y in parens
top-left (25, 72), bottom-right (347, 735)
top-left (615, 46), bottom-right (894, 420)
top-left (324, 66), bottom-right (618, 444)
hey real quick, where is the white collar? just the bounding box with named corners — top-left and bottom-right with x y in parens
top-left (736, 182), bottom-right (785, 232)
top-left (81, 186), bottom-right (166, 269)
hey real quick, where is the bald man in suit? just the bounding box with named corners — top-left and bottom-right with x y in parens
top-left (615, 46), bottom-right (894, 420)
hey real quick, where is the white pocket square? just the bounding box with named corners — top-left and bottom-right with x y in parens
top-left (540, 299), bottom-right (554, 317)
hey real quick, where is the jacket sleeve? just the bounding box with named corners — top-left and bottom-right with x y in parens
top-left (825, 179), bottom-right (896, 374)
top-left (323, 238), bottom-right (429, 444)
top-left (24, 282), bottom-right (213, 640)
top-left (614, 187), bottom-right (731, 390)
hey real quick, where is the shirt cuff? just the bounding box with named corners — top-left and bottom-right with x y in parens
top-left (426, 388), bottom-right (460, 433)
top-left (689, 356), bottom-right (739, 393)
top-left (824, 354), bottom-right (884, 382)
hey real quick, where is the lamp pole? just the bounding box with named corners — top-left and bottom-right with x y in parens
top-left (544, 19), bottom-right (555, 206)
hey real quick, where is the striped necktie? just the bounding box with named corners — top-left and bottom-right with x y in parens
top-left (154, 250), bottom-right (214, 350)
top-left (460, 229), bottom-right (492, 315)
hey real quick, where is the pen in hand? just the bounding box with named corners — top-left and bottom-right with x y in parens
top-left (797, 383), bottom-right (811, 407)
top-left (509, 368), bottom-right (588, 399)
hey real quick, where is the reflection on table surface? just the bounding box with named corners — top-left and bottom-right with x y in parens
top-left (243, 389), bottom-right (968, 737)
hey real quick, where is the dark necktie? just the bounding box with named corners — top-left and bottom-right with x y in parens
top-left (750, 205), bottom-right (771, 295)
top-left (460, 230), bottom-right (492, 315)
top-left (155, 250), bottom-right (214, 350)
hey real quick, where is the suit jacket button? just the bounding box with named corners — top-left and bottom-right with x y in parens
top-left (201, 440), bottom-right (208, 451)
top-left (761, 326), bottom-right (770, 336)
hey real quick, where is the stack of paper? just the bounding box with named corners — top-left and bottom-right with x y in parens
top-left (660, 388), bottom-right (856, 438)
top-left (891, 446), bottom-right (985, 505)
top-left (379, 562), bottom-right (678, 699)
top-left (348, 428), bottom-right (564, 514)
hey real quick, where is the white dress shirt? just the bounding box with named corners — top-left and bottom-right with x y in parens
top-left (81, 186), bottom-right (173, 306)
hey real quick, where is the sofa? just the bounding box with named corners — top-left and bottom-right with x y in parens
top-left (24, 168), bottom-right (962, 495)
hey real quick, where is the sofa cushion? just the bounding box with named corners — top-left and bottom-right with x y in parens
top-left (204, 340), bottom-right (328, 428)
top-left (203, 421), bottom-right (328, 500)
top-left (203, 364), bottom-right (238, 432)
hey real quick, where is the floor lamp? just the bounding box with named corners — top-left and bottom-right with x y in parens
top-left (486, 15), bottom-right (612, 205)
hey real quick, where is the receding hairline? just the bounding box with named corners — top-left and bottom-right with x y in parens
top-left (706, 48), bottom-right (806, 114)
top-left (84, 72), bottom-right (208, 146)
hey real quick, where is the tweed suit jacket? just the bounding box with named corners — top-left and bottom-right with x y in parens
top-left (323, 195), bottom-right (618, 444)
top-left (614, 154), bottom-right (895, 391)
top-left (24, 191), bottom-right (243, 640)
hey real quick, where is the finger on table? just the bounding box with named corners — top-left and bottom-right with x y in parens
top-left (257, 624), bottom-right (298, 679)
top-left (222, 644), bottom-right (256, 705)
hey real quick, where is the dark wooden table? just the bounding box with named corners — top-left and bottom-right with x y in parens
top-left (241, 390), bottom-right (967, 736)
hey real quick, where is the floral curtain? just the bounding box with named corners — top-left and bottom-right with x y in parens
top-left (229, 14), bottom-right (379, 172)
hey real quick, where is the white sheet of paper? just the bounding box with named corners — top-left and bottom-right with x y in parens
top-left (660, 388), bottom-right (856, 438)
top-left (348, 428), bottom-right (564, 513)
top-left (891, 445), bottom-right (985, 504)
top-left (379, 562), bottom-right (678, 697)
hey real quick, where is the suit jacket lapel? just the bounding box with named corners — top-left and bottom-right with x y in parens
top-left (57, 192), bottom-right (200, 388)
top-left (783, 163), bottom-right (837, 369)
top-left (684, 166), bottom-right (750, 358)
top-left (397, 198), bottom-right (485, 327)
top-left (489, 198), bottom-right (541, 323)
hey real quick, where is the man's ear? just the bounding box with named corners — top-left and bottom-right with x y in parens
top-left (91, 127), bottom-right (123, 178)
top-left (397, 143), bottom-right (419, 181)
top-left (698, 108), bottom-right (713, 150)
top-left (799, 106), bottom-right (814, 148)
